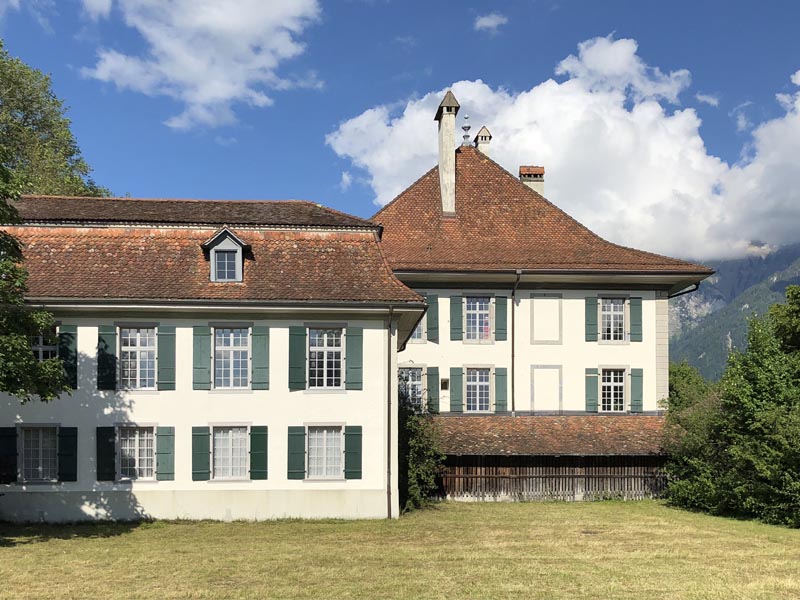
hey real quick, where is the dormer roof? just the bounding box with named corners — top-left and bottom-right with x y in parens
top-left (201, 227), bottom-right (251, 251)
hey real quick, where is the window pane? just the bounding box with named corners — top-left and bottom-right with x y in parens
top-left (399, 367), bottom-right (423, 407)
top-left (213, 427), bottom-right (247, 479)
top-left (601, 298), bottom-right (625, 342)
top-left (465, 297), bottom-right (491, 341)
top-left (307, 426), bottom-right (342, 478)
top-left (466, 368), bottom-right (491, 412)
top-left (410, 320), bottom-right (423, 340)
top-left (119, 328), bottom-right (156, 389)
top-left (215, 250), bottom-right (237, 281)
top-left (308, 329), bottom-right (343, 389)
top-left (601, 369), bottom-right (625, 412)
top-left (118, 427), bottom-right (154, 479)
top-left (214, 328), bottom-right (249, 388)
top-left (22, 427), bottom-right (57, 481)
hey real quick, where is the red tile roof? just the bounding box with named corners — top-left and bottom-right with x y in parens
top-left (436, 415), bottom-right (666, 456)
top-left (519, 165), bottom-right (545, 175)
top-left (373, 146), bottom-right (712, 275)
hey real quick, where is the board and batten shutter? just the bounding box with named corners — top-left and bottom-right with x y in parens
top-left (630, 369), bottom-right (644, 413)
top-left (156, 426), bottom-right (175, 481)
top-left (585, 368), bottom-right (599, 413)
top-left (345, 326), bottom-right (363, 390)
top-left (251, 326), bottom-right (270, 390)
top-left (57, 427), bottom-right (78, 482)
top-left (426, 294), bottom-right (439, 342)
top-left (585, 297), bottom-right (598, 342)
top-left (95, 426), bottom-right (116, 481)
top-left (288, 327), bottom-right (307, 391)
top-left (157, 326), bottom-right (176, 391)
top-left (450, 295), bottom-right (463, 341)
top-left (449, 367), bottom-right (463, 413)
top-left (287, 426), bottom-right (306, 480)
top-left (192, 326), bottom-right (212, 390)
top-left (495, 297), bottom-right (508, 341)
top-left (495, 368), bottom-right (508, 412)
top-left (249, 426), bottom-right (268, 480)
top-left (344, 426), bottom-right (362, 480)
top-left (58, 325), bottom-right (78, 390)
top-left (629, 298), bottom-right (643, 342)
top-left (0, 427), bottom-right (17, 484)
top-left (191, 426), bottom-right (210, 481)
top-left (426, 367), bottom-right (439, 412)
top-left (97, 325), bottom-right (117, 391)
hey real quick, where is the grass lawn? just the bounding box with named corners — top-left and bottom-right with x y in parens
top-left (1, 501), bottom-right (799, 599)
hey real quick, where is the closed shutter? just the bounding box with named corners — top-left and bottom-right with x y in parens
top-left (426, 295), bottom-right (439, 342)
top-left (0, 427), bottom-right (17, 483)
top-left (585, 297), bottom-right (598, 342)
top-left (288, 327), bottom-right (307, 391)
top-left (96, 426), bottom-right (116, 481)
top-left (191, 426), bottom-right (210, 481)
top-left (192, 326), bottom-right (212, 390)
top-left (287, 426), bottom-right (306, 480)
top-left (630, 298), bottom-right (643, 342)
top-left (249, 426), bottom-right (268, 480)
top-left (156, 426), bottom-right (175, 481)
top-left (426, 367), bottom-right (439, 412)
top-left (630, 369), bottom-right (644, 413)
top-left (495, 368), bottom-right (508, 412)
top-left (57, 427), bottom-right (78, 482)
top-left (495, 297), bottom-right (508, 341)
top-left (450, 295), bottom-right (463, 341)
top-left (585, 368), bottom-right (599, 413)
top-left (97, 325), bottom-right (117, 391)
top-left (58, 325), bottom-right (78, 389)
top-left (450, 367), bottom-right (463, 413)
top-left (157, 326), bottom-right (176, 391)
top-left (344, 426), bottom-right (362, 480)
top-left (345, 326), bottom-right (363, 390)
top-left (251, 326), bottom-right (270, 390)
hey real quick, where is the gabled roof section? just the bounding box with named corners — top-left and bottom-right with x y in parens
top-left (372, 145), bottom-right (713, 275)
top-left (200, 227), bottom-right (251, 250)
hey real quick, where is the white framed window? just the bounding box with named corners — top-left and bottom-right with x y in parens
top-left (307, 426), bottom-right (343, 479)
top-left (409, 318), bottom-right (424, 342)
top-left (601, 369), bottom-right (626, 412)
top-left (465, 296), bottom-right (492, 341)
top-left (120, 327), bottom-right (156, 389)
top-left (214, 327), bottom-right (249, 389)
top-left (466, 368), bottom-right (491, 412)
top-left (118, 426), bottom-right (155, 480)
top-left (31, 329), bottom-right (58, 362)
top-left (399, 367), bottom-right (424, 408)
top-left (308, 328), bottom-right (343, 389)
top-left (213, 426), bottom-right (248, 479)
top-left (601, 298), bottom-right (626, 342)
top-left (20, 427), bottom-right (58, 481)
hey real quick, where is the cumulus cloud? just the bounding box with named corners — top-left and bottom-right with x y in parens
top-left (339, 171), bottom-right (353, 191)
top-left (82, 0), bottom-right (321, 129)
top-left (695, 92), bottom-right (719, 107)
top-left (730, 101), bottom-right (753, 132)
top-left (81, 0), bottom-right (111, 20)
top-left (474, 13), bottom-right (508, 34)
top-left (327, 36), bottom-right (800, 260)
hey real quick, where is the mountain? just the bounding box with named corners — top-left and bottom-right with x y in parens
top-left (669, 243), bottom-right (800, 381)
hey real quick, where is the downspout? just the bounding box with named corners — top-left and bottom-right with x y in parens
top-left (511, 270), bottom-right (522, 416)
top-left (386, 306), bottom-right (394, 519)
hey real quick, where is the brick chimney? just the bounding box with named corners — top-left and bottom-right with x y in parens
top-left (434, 91), bottom-right (459, 215)
top-left (473, 126), bottom-right (492, 156)
top-left (519, 166), bottom-right (545, 196)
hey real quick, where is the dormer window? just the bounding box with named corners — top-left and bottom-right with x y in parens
top-left (215, 250), bottom-right (238, 281)
top-left (201, 227), bottom-right (250, 283)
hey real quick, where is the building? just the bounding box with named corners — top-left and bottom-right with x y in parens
top-left (372, 92), bottom-right (713, 500)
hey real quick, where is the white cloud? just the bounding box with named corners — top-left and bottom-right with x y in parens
top-left (339, 171), bottom-right (353, 191)
top-left (82, 0), bottom-right (321, 129)
top-left (81, 0), bottom-right (111, 20)
top-left (695, 92), bottom-right (719, 107)
top-left (0, 0), bottom-right (20, 20)
top-left (730, 101), bottom-right (753, 132)
top-left (0, 0), bottom-right (54, 29)
top-left (327, 36), bottom-right (800, 260)
top-left (474, 13), bottom-right (508, 34)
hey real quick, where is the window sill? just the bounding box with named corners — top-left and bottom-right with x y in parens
top-left (18, 479), bottom-right (59, 486)
top-left (209, 388), bottom-right (253, 394)
top-left (207, 478), bottom-right (253, 484)
top-left (304, 388), bottom-right (347, 394)
top-left (119, 389), bottom-right (159, 394)
top-left (462, 339), bottom-right (495, 345)
top-left (115, 478), bottom-right (157, 484)
top-left (598, 340), bottom-right (630, 346)
top-left (303, 477), bottom-right (346, 483)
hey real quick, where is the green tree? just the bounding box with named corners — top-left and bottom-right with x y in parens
top-left (667, 361), bottom-right (713, 412)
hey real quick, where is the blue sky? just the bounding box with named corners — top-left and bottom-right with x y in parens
top-left (1, 0), bottom-right (800, 259)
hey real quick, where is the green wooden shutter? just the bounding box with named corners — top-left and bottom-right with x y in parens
top-left (58, 325), bottom-right (78, 390)
top-left (192, 326), bottom-right (212, 390)
top-left (630, 298), bottom-right (643, 342)
top-left (288, 327), bottom-right (307, 391)
top-left (426, 294), bottom-right (439, 342)
top-left (426, 367), bottom-right (439, 412)
top-left (57, 427), bottom-right (78, 482)
top-left (585, 368), bottom-right (599, 413)
top-left (495, 368), bottom-right (508, 412)
top-left (345, 326), bottom-right (363, 390)
top-left (630, 369), bottom-right (644, 413)
top-left (450, 367), bottom-right (463, 413)
top-left (250, 426), bottom-right (268, 480)
top-left (251, 326), bottom-right (270, 390)
top-left (287, 426), bottom-right (306, 480)
top-left (156, 426), bottom-right (175, 481)
top-left (495, 296), bottom-right (508, 341)
top-left (344, 426), bottom-right (362, 480)
top-left (191, 426), bottom-right (210, 481)
top-left (157, 326), bottom-right (176, 391)
top-left (96, 426), bottom-right (116, 481)
top-left (0, 427), bottom-right (17, 484)
top-left (97, 325), bottom-right (117, 391)
top-left (585, 297), bottom-right (598, 342)
top-left (450, 295), bottom-right (463, 341)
